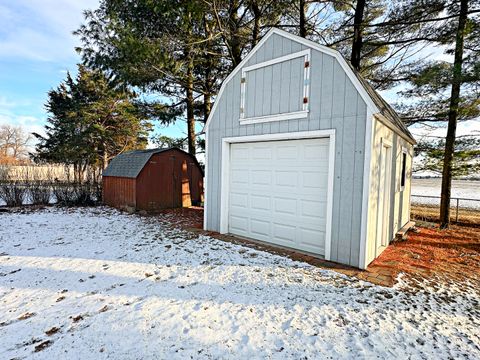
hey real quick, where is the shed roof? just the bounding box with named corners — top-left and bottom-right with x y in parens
top-left (348, 65), bottom-right (415, 143)
top-left (103, 148), bottom-right (171, 178)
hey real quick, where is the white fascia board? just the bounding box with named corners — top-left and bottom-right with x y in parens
top-left (242, 49), bottom-right (310, 72)
top-left (239, 110), bottom-right (309, 125)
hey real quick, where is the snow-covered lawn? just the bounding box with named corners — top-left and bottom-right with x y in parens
top-left (1, 208), bottom-right (479, 359)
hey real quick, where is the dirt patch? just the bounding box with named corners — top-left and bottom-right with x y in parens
top-left (371, 224), bottom-right (480, 284)
top-left (34, 340), bottom-right (53, 352)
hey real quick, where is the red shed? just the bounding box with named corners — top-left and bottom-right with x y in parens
top-left (102, 148), bottom-right (203, 211)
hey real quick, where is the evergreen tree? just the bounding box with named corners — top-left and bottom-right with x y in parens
top-left (34, 65), bottom-right (151, 180)
top-left (414, 136), bottom-right (480, 177)
top-left (398, 0), bottom-right (480, 227)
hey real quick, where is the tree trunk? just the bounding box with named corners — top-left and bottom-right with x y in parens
top-left (439, 0), bottom-right (469, 229)
top-left (251, 2), bottom-right (261, 45)
top-left (351, 0), bottom-right (366, 70)
top-left (102, 147), bottom-right (108, 170)
top-left (299, 0), bottom-right (307, 38)
top-left (186, 56), bottom-right (196, 155)
top-left (204, 92), bottom-right (211, 124)
top-left (228, 0), bottom-right (242, 67)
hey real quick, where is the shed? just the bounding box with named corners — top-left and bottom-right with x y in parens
top-left (204, 28), bottom-right (415, 269)
top-left (103, 148), bottom-right (203, 211)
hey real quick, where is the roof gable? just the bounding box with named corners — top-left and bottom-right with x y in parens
top-left (204, 28), bottom-right (415, 144)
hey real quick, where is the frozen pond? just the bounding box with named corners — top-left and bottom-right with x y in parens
top-left (411, 178), bottom-right (480, 209)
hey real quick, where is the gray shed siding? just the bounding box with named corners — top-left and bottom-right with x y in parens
top-left (206, 33), bottom-right (367, 267)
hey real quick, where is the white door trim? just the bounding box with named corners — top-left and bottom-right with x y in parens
top-left (375, 138), bottom-right (393, 257)
top-left (358, 110), bottom-right (373, 269)
top-left (220, 130), bottom-right (335, 261)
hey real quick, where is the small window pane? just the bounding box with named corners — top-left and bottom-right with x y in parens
top-left (401, 153), bottom-right (407, 188)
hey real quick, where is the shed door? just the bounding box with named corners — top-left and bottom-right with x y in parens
top-left (228, 138), bottom-right (329, 255)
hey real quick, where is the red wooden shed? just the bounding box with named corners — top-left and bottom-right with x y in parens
top-left (102, 148), bottom-right (203, 211)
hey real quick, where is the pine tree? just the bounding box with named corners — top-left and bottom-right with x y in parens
top-left (34, 65), bottom-right (151, 179)
top-left (398, 0), bottom-right (480, 227)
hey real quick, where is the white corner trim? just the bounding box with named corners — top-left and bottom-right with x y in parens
top-left (324, 131), bottom-right (335, 261)
top-left (243, 49), bottom-right (310, 73)
top-left (239, 110), bottom-right (309, 125)
top-left (219, 129), bottom-right (336, 261)
top-left (359, 110), bottom-right (374, 270)
top-left (203, 27), bottom-right (380, 133)
top-left (203, 135), bottom-right (209, 230)
top-left (219, 140), bottom-right (230, 234)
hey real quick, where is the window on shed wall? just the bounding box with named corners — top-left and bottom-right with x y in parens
top-left (239, 49), bottom-right (310, 124)
top-left (400, 150), bottom-right (407, 191)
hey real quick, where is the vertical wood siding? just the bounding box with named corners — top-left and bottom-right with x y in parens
top-left (206, 34), bottom-right (367, 267)
top-left (103, 177), bottom-right (136, 208)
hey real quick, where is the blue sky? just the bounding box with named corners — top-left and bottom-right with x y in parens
top-left (0, 1), bottom-right (477, 151)
top-left (0, 0), bottom-right (186, 147)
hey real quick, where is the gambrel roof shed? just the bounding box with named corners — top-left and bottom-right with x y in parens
top-left (204, 28), bottom-right (415, 269)
top-left (103, 148), bottom-right (203, 212)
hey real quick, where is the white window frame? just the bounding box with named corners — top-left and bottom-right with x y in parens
top-left (239, 49), bottom-right (311, 124)
top-left (400, 147), bottom-right (408, 192)
top-left (219, 129), bottom-right (335, 261)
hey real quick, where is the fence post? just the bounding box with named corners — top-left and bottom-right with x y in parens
top-left (456, 198), bottom-right (459, 222)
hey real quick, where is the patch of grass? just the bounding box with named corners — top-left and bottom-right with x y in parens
top-left (411, 204), bottom-right (480, 227)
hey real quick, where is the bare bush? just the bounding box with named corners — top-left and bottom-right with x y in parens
top-left (29, 166), bottom-right (52, 205)
top-left (0, 167), bottom-right (27, 207)
top-left (52, 182), bottom-right (95, 206)
top-left (0, 164), bottom-right (100, 207)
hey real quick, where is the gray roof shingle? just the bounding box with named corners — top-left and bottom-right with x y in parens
top-left (348, 63), bottom-right (416, 143)
top-left (103, 148), bottom-right (171, 178)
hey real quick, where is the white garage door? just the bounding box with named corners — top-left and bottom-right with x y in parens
top-left (228, 138), bottom-right (330, 255)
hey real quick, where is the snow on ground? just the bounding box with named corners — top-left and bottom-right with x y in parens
top-left (0, 208), bottom-right (479, 359)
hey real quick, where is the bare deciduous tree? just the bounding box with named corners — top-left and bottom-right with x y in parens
top-left (0, 124), bottom-right (32, 163)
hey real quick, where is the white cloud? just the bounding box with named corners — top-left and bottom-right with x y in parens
top-left (0, 0), bottom-right (99, 62)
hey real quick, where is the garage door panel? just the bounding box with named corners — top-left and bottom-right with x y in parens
top-left (273, 197), bottom-right (297, 215)
top-left (228, 138), bottom-right (329, 256)
top-left (251, 170), bottom-right (272, 185)
top-left (230, 192), bottom-right (248, 208)
top-left (277, 145), bottom-right (298, 159)
top-left (230, 215), bottom-right (249, 233)
top-left (304, 143), bottom-right (329, 160)
top-left (250, 194), bottom-right (271, 211)
top-left (250, 219), bottom-right (270, 237)
top-left (272, 222), bottom-right (296, 242)
top-left (231, 169), bottom-right (249, 185)
top-left (275, 171), bottom-right (298, 187)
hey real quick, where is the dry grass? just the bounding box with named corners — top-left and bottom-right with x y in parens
top-left (372, 224), bottom-right (480, 284)
top-left (411, 204), bottom-right (480, 227)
